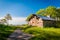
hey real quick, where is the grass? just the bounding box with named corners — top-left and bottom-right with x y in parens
top-left (0, 24), bottom-right (60, 40)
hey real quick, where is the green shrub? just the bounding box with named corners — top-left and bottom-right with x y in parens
top-left (0, 24), bottom-right (60, 40)
top-left (56, 21), bottom-right (60, 28)
top-left (24, 27), bottom-right (60, 40)
top-left (0, 24), bottom-right (15, 40)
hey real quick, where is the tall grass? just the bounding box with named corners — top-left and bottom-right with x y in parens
top-left (0, 24), bottom-right (60, 40)
top-left (24, 27), bottom-right (60, 40)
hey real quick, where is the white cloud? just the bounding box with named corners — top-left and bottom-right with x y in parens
top-left (9, 17), bottom-right (27, 25)
top-left (0, 17), bottom-right (27, 25)
top-left (0, 17), bottom-right (4, 19)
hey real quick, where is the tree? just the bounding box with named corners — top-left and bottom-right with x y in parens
top-left (5, 14), bottom-right (12, 20)
top-left (36, 6), bottom-right (57, 18)
top-left (45, 6), bottom-right (57, 18)
top-left (0, 19), bottom-right (7, 24)
top-left (36, 9), bottom-right (46, 16)
top-left (55, 8), bottom-right (60, 27)
top-left (2, 19), bottom-right (7, 24)
top-left (4, 13), bottom-right (12, 24)
top-left (56, 8), bottom-right (60, 20)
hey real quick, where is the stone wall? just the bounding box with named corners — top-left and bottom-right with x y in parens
top-left (28, 16), bottom-right (43, 28)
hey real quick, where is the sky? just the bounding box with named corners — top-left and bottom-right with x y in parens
top-left (0, 0), bottom-right (60, 25)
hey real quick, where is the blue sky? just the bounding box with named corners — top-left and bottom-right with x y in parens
top-left (0, 0), bottom-right (60, 25)
top-left (0, 0), bottom-right (60, 17)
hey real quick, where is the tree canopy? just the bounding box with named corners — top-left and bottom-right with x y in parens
top-left (5, 13), bottom-right (12, 20)
top-left (0, 13), bottom-right (12, 25)
top-left (36, 6), bottom-right (57, 17)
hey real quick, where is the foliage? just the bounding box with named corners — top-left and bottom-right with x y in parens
top-left (45, 6), bottom-right (56, 17)
top-left (55, 8), bottom-right (60, 27)
top-left (5, 13), bottom-right (12, 20)
top-left (4, 13), bottom-right (12, 24)
top-left (36, 9), bottom-right (45, 16)
top-left (0, 24), bottom-right (32, 40)
top-left (0, 24), bottom-right (60, 40)
top-left (36, 6), bottom-right (57, 18)
top-left (56, 8), bottom-right (60, 17)
top-left (0, 24), bottom-right (16, 40)
top-left (0, 14), bottom-right (12, 25)
top-left (56, 21), bottom-right (60, 28)
top-left (0, 19), bottom-right (7, 24)
top-left (25, 27), bottom-right (60, 40)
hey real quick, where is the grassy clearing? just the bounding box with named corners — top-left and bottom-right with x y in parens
top-left (0, 24), bottom-right (60, 40)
